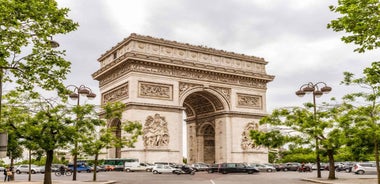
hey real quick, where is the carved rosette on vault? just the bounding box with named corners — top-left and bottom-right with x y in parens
top-left (143, 114), bottom-right (170, 148)
top-left (241, 122), bottom-right (261, 150)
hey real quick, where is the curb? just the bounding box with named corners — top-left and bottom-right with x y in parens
top-left (302, 178), bottom-right (333, 184)
top-left (103, 181), bottom-right (117, 184)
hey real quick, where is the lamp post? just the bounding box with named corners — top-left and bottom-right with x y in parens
top-left (295, 82), bottom-right (332, 178)
top-left (66, 85), bottom-right (96, 181)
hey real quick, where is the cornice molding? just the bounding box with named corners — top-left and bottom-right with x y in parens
top-left (98, 33), bottom-right (267, 65)
top-left (93, 52), bottom-right (275, 81)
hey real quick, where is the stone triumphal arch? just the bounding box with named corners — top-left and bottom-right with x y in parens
top-left (92, 33), bottom-right (274, 164)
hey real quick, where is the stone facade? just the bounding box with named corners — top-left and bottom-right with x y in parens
top-left (92, 33), bottom-right (274, 164)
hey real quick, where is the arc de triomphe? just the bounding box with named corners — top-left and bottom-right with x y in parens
top-left (92, 33), bottom-right (274, 164)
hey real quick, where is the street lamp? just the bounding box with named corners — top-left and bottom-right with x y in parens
top-left (295, 82), bottom-right (332, 178)
top-left (66, 85), bottom-right (96, 181)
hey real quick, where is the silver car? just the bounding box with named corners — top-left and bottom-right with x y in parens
top-left (353, 162), bottom-right (376, 175)
top-left (248, 163), bottom-right (275, 172)
top-left (15, 164), bottom-right (41, 174)
top-left (152, 164), bottom-right (179, 174)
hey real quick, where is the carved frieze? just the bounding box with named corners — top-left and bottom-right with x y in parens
top-left (143, 114), bottom-right (170, 147)
top-left (102, 82), bottom-right (128, 104)
top-left (241, 122), bottom-right (261, 150)
top-left (138, 81), bottom-right (173, 100)
top-left (179, 82), bottom-right (203, 96)
top-left (237, 93), bottom-right (262, 109)
top-left (211, 86), bottom-right (231, 103)
top-left (98, 61), bottom-right (268, 90)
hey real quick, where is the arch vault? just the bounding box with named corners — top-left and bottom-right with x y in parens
top-left (92, 33), bottom-right (275, 164)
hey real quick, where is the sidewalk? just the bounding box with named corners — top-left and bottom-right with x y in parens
top-left (3, 180), bottom-right (116, 184)
top-left (303, 178), bottom-right (377, 184)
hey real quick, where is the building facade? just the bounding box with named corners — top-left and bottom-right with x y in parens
top-left (92, 33), bottom-right (274, 164)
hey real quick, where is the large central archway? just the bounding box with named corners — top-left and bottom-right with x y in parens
top-left (181, 88), bottom-right (228, 164)
top-left (93, 34), bottom-right (274, 164)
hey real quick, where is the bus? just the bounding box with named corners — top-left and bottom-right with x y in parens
top-left (102, 158), bottom-right (139, 171)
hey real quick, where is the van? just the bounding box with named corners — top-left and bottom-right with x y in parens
top-left (218, 163), bottom-right (259, 174)
top-left (153, 162), bottom-right (177, 168)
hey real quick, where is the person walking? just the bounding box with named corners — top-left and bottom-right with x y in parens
top-left (3, 167), bottom-right (10, 182)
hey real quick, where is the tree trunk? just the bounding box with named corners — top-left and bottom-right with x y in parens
top-left (375, 140), bottom-right (380, 184)
top-left (327, 149), bottom-right (336, 180)
top-left (93, 153), bottom-right (98, 181)
top-left (43, 150), bottom-right (54, 184)
top-left (10, 156), bottom-right (14, 181)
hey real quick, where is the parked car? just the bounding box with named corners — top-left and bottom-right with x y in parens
top-left (68, 164), bottom-right (91, 173)
top-left (332, 162), bottom-right (355, 173)
top-left (90, 165), bottom-right (106, 172)
top-left (103, 165), bottom-right (115, 171)
top-left (282, 163), bottom-right (301, 171)
top-left (247, 163), bottom-right (275, 172)
top-left (38, 166), bottom-right (45, 173)
top-left (153, 162), bottom-right (177, 168)
top-left (152, 164), bottom-right (179, 174)
top-left (343, 162), bottom-right (355, 173)
top-left (218, 163), bottom-right (259, 174)
top-left (0, 166), bottom-right (4, 172)
top-left (15, 164), bottom-right (41, 174)
top-left (206, 163), bottom-right (221, 173)
top-left (191, 163), bottom-right (209, 171)
top-left (125, 162), bottom-right (153, 172)
top-left (274, 164), bottom-right (285, 171)
top-left (311, 163), bottom-right (326, 170)
top-left (353, 162), bottom-right (377, 175)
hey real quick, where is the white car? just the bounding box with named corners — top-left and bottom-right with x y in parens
top-left (15, 165), bottom-right (41, 174)
top-left (353, 162), bottom-right (377, 175)
top-left (152, 164), bottom-right (179, 174)
top-left (125, 163), bottom-right (153, 172)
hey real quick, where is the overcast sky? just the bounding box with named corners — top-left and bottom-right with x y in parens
top-left (55, 0), bottom-right (378, 111)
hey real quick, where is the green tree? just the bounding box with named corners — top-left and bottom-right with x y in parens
top-left (339, 62), bottom-right (380, 184)
top-left (3, 92), bottom-right (76, 184)
top-left (328, 0), bottom-right (380, 53)
top-left (69, 103), bottom-right (103, 181)
top-left (0, 0), bottom-right (78, 164)
top-left (251, 102), bottom-right (346, 180)
top-left (81, 102), bottom-right (142, 181)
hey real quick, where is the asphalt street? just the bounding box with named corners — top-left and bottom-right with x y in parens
top-left (3, 170), bottom-right (377, 184)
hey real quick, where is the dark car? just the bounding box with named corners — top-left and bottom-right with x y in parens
top-left (191, 163), bottom-right (209, 171)
top-left (218, 163), bottom-right (259, 174)
top-left (281, 163), bottom-right (301, 171)
top-left (207, 163), bottom-right (221, 173)
top-left (274, 164), bottom-right (285, 171)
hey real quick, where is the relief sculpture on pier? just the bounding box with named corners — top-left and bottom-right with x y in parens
top-left (143, 114), bottom-right (170, 147)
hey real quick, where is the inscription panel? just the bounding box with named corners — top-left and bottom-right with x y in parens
top-left (138, 81), bottom-right (173, 100)
top-left (237, 93), bottom-right (262, 109)
top-left (102, 82), bottom-right (128, 104)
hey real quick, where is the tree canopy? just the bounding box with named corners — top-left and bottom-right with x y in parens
top-left (328, 0), bottom-right (380, 53)
top-left (0, 0), bottom-right (78, 94)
